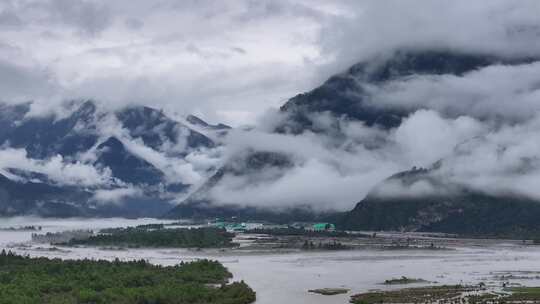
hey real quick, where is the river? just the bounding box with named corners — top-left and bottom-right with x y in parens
top-left (1, 217), bottom-right (540, 304)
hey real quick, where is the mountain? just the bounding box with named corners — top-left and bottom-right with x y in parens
top-left (0, 102), bottom-right (31, 139)
top-left (186, 114), bottom-right (231, 131)
top-left (0, 101), bottom-right (100, 159)
top-left (0, 170), bottom-right (174, 218)
top-left (0, 172), bottom-right (92, 217)
top-left (0, 100), bottom-right (224, 217)
top-left (117, 108), bottom-right (215, 155)
top-left (277, 50), bottom-right (531, 134)
top-left (3, 49), bottom-right (538, 227)
top-left (165, 151), bottom-right (309, 221)
top-left (339, 165), bottom-right (540, 238)
top-left (0, 100), bottom-right (217, 159)
top-left (168, 49), bottom-right (538, 222)
top-left (94, 137), bottom-right (165, 186)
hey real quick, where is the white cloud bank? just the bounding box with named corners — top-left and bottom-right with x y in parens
top-left (2, 1), bottom-right (540, 212)
top-left (204, 53), bottom-right (540, 210)
top-left (0, 148), bottom-right (112, 187)
top-left (3, 1), bottom-right (540, 126)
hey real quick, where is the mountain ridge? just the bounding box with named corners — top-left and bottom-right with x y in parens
top-left (168, 49), bottom-right (540, 227)
top-left (0, 100), bottom-right (225, 217)
top-left (339, 165), bottom-right (540, 237)
top-left (3, 49), bottom-right (540, 233)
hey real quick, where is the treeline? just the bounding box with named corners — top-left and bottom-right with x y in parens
top-left (97, 223), bottom-right (165, 234)
top-left (301, 240), bottom-right (350, 250)
top-left (0, 250), bottom-right (255, 304)
top-left (0, 225), bottom-right (41, 231)
top-left (65, 227), bottom-right (236, 248)
top-left (250, 227), bottom-right (359, 238)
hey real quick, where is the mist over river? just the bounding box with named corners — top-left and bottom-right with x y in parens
top-left (2, 217), bottom-right (540, 304)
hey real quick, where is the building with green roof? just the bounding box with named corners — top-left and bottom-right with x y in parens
top-left (312, 223), bottom-right (336, 232)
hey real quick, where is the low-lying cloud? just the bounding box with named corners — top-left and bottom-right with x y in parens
top-left (2, 1), bottom-right (540, 213)
top-left (206, 102), bottom-right (540, 211)
top-left (365, 62), bottom-right (540, 122)
top-left (0, 148), bottom-right (112, 187)
top-left (92, 187), bottom-right (142, 204)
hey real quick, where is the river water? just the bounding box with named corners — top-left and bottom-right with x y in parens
top-left (1, 217), bottom-right (540, 304)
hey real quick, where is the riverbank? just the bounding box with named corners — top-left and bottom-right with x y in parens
top-left (2, 218), bottom-right (540, 304)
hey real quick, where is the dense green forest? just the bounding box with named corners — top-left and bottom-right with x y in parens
top-left (0, 251), bottom-right (255, 304)
top-left (65, 227), bottom-right (236, 248)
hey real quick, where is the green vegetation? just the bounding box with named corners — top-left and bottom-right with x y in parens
top-left (65, 227), bottom-right (236, 248)
top-left (505, 287), bottom-right (540, 302)
top-left (0, 250), bottom-right (255, 304)
top-left (127, 223), bottom-right (165, 230)
top-left (32, 230), bottom-right (93, 244)
top-left (350, 285), bottom-right (540, 304)
top-left (383, 276), bottom-right (428, 285)
top-left (341, 187), bottom-right (540, 239)
top-left (350, 285), bottom-right (481, 304)
top-left (250, 227), bottom-right (361, 237)
top-left (0, 225), bottom-right (42, 231)
top-left (301, 240), bottom-right (350, 250)
top-left (308, 288), bottom-right (349, 295)
top-left (97, 223), bottom-right (165, 234)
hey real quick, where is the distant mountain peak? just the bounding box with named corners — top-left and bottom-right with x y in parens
top-left (94, 136), bottom-right (164, 186)
top-left (278, 49), bottom-right (538, 134)
top-left (186, 114), bottom-right (231, 130)
top-left (116, 107), bottom-right (215, 153)
top-left (0, 101), bottom-right (228, 218)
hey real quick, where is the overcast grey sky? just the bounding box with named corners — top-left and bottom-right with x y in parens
top-left (2, 1), bottom-right (540, 209)
top-left (2, 0), bottom-right (540, 126)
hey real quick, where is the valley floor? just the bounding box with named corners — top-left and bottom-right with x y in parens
top-left (2, 217), bottom-right (540, 304)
